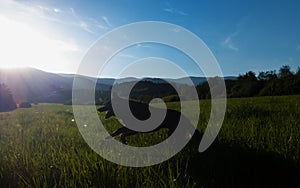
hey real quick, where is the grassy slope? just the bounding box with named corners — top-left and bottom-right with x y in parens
top-left (0, 96), bottom-right (299, 187)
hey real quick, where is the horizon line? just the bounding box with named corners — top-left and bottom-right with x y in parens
top-left (0, 66), bottom-right (239, 79)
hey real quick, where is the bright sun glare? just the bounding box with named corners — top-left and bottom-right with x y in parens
top-left (0, 16), bottom-right (78, 70)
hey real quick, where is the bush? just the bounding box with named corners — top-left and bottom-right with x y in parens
top-left (19, 102), bottom-right (32, 108)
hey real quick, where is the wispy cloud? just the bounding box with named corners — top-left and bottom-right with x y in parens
top-left (164, 8), bottom-right (172, 13)
top-left (135, 43), bottom-right (154, 49)
top-left (79, 21), bottom-right (95, 34)
top-left (0, 1), bottom-right (110, 34)
top-left (221, 15), bottom-right (250, 52)
top-left (297, 45), bottom-right (300, 50)
top-left (222, 31), bottom-right (239, 51)
top-left (53, 8), bottom-right (62, 13)
top-left (163, 2), bottom-right (188, 16)
top-left (70, 7), bottom-right (76, 16)
top-left (88, 17), bottom-right (109, 30)
top-left (102, 16), bottom-right (112, 27)
top-left (178, 11), bottom-right (188, 16)
top-left (64, 7), bottom-right (95, 33)
top-left (37, 5), bottom-right (62, 14)
top-left (64, 7), bottom-right (110, 34)
top-left (117, 53), bottom-right (139, 59)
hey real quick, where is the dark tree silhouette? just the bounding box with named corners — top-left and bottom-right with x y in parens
top-left (296, 67), bottom-right (300, 76)
top-left (258, 70), bottom-right (277, 81)
top-left (196, 65), bottom-right (300, 98)
top-left (228, 71), bottom-right (262, 97)
top-left (0, 83), bottom-right (17, 112)
top-left (279, 65), bottom-right (293, 78)
top-left (238, 71), bottom-right (257, 81)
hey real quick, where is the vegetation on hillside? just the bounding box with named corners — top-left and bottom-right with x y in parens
top-left (197, 65), bottom-right (300, 99)
top-left (1, 65), bottom-right (299, 106)
top-left (19, 102), bottom-right (32, 108)
top-left (0, 83), bottom-right (17, 112)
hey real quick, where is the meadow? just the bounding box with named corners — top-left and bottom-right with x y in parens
top-left (0, 95), bottom-right (299, 187)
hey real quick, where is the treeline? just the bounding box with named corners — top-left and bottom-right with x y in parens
top-left (1, 65), bottom-right (299, 111)
top-left (111, 79), bottom-right (178, 103)
top-left (197, 65), bottom-right (300, 99)
top-left (0, 83), bottom-right (17, 112)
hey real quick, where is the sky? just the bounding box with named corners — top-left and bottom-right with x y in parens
top-left (0, 0), bottom-right (299, 78)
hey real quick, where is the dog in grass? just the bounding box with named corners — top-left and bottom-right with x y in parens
top-left (98, 95), bottom-right (201, 145)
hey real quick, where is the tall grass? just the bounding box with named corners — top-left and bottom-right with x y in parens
top-left (0, 95), bottom-right (299, 187)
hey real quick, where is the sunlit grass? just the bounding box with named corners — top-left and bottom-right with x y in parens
top-left (0, 96), bottom-right (299, 187)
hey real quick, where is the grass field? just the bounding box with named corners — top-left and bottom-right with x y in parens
top-left (0, 95), bottom-right (300, 187)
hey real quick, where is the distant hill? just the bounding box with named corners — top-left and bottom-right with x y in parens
top-left (0, 67), bottom-right (236, 104)
top-left (65, 74), bottom-right (236, 87)
top-left (0, 68), bottom-right (110, 104)
top-left (2, 65), bottom-right (299, 106)
top-left (0, 68), bottom-right (71, 103)
top-left (102, 76), bottom-right (235, 86)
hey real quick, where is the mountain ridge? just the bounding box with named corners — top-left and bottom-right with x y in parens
top-left (0, 67), bottom-right (236, 104)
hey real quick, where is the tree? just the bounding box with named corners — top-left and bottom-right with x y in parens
top-left (279, 65), bottom-right (293, 78)
top-left (231, 71), bottom-right (261, 97)
top-left (0, 83), bottom-right (17, 112)
top-left (296, 67), bottom-right (300, 76)
top-left (258, 70), bottom-right (277, 81)
top-left (237, 71), bottom-right (257, 82)
top-left (196, 81), bottom-right (210, 99)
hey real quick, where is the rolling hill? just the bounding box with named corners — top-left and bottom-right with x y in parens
top-left (0, 67), bottom-right (236, 104)
top-left (0, 68), bottom-right (110, 104)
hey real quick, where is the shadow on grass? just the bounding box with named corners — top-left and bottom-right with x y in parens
top-left (186, 134), bottom-right (300, 188)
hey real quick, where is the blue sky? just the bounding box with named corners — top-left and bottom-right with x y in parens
top-left (0, 0), bottom-right (299, 77)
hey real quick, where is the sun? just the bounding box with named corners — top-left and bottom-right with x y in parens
top-left (0, 16), bottom-right (77, 70)
top-left (0, 16), bottom-right (58, 69)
